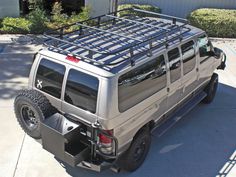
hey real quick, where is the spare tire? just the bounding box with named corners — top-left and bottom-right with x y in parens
top-left (14, 90), bottom-right (55, 139)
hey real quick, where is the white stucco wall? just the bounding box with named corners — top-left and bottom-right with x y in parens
top-left (120, 0), bottom-right (236, 18)
top-left (85, 0), bottom-right (116, 17)
top-left (0, 0), bottom-right (19, 18)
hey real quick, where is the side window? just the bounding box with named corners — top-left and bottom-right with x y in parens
top-left (65, 69), bottom-right (99, 114)
top-left (181, 40), bottom-right (196, 75)
top-left (168, 48), bottom-right (181, 83)
top-left (35, 59), bottom-right (65, 98)
top-left (118, 55), bottom-right (166, 112)
top-left (198, 35), bottom-right (213, 63)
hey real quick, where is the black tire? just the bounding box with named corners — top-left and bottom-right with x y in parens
top-left (119, 127), bottom-right (151, 172)
top-left (202, 73), bottom-right (219, 104)
top-left (14, 90), bottom-right (55, 139)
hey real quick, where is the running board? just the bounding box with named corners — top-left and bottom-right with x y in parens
top-left (152, 91), bottom-right (207, 137)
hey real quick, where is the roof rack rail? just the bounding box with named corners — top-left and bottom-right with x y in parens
top-left (44, 8), bottom-right (191, 68)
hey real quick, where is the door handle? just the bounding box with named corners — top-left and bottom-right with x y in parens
top-left (167, 87), bottom-right (170, 92)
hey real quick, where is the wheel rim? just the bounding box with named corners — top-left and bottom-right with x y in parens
top-left (133, 139), bottom-right (146, 162)
top-left (20, 105), bottom-right (38, 130)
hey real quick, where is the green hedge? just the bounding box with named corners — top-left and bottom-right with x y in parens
top-left (0, 5), bottom-right (91, 34)
top-left (188, 8), bottom-right (236, 38)
top-left (118, 4), bottom-right (161, 17)
top-left (0, 17), bottom-right (31, 34)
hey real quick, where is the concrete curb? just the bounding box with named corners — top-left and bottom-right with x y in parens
top-left (209, 37), bottom-right (236, 42)
top-left (0, 34), bottom-right (45, 45)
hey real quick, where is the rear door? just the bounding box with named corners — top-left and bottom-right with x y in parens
top-left (33, 58), bottom-right (66, 110)
top-left (166, 47), bottom-right (182, 110)
top-left (61, 67), bottom-right (100, 123)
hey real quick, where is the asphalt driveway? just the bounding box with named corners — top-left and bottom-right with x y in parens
top-left (0, 35), bottom-right (236, 177)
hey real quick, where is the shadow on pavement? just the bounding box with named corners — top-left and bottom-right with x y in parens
top-left (56, 83), bottom-right (236, 177)
top-left (0, 44), bottom-right (35, 100)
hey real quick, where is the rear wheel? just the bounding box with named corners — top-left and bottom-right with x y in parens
top-left (119, 127), bottom-right (151, 172)
top-left (202, 73), bottom-right (218, 104)
top-left (14, 90), bottom-right (55, 139)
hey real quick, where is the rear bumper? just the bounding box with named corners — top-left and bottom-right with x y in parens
top-left (77, 161), bottom-right (112, 172)
top-left (40, 113), bottom-right (118, 172)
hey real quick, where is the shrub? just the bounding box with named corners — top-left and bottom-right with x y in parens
top-left (78, 6), bottom-right (91, 22)
top-left (28, 0), bottom-right (43, 10)
top-left (0, 17), bottom-right (31, 34)
top-left (28, 8), bottom-right (49, 33)
top-left (48, 2), bottom-right (68, 29)
top-left (188, 8), bottom-right (236, 38)
top-left (48, 5), bottom-right (91, 31)
top-left (68, 6), bottom-right (91, 23)
top-left (118, 4), bottom-right (161, 17)
top-left (0, 3), bottom-right (91, 34)
top-left (51, 2), bottom-right (68, 24)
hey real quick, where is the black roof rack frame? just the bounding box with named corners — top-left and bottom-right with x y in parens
top-left (44, 8), bottom-right (191, 67)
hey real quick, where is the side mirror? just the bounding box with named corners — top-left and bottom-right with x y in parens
top-left (207, 41), bottom-right (217, 56)
top-left (213, 47), bottom-right (222, 59)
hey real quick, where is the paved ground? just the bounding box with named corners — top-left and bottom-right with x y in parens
top-left (0, 35), bottom-right (236, 177)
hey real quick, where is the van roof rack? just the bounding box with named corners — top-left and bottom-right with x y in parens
top-left (44, 8), bottom-right (191, 70)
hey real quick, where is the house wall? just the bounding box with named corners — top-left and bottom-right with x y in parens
top-left (0, 0), bottom-right (20, 18)
top-left (85, 0), bottom-right (117, 17)
top-left (119, 0), bottom-right (236, 17)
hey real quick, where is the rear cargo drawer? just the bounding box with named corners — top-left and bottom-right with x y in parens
top-left (41, 113), bottom-right (90, 167)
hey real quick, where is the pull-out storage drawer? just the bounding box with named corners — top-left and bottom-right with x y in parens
top-left (41, 113), bottom-right (90, 167)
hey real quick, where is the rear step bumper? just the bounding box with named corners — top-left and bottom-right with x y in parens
top-left (40, 113), bottom-right (117, 172)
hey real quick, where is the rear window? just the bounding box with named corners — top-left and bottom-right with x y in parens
top-left (35, 59), bottom-right (65, 98)
top-left (64, 69), bottom-right (99, 113)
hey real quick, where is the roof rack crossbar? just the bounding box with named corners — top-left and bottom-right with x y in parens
top-left (45, 22), bottom-right (189, 58)
top-left (44, 34), bottom-right (106, 54)
top-left (45, 44), bottom-right (105, 66)
top-left (133, 8), bottom-right (189, 24)
top-left (109, 27), bottom-right (191, 67)
top-left (106, 14), bottom-right (171, 32)
top-left (76, 23), bottom-right (143, 42)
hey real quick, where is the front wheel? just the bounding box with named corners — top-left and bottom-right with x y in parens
top-left (119, 127), bottom-right (151, 172)
top-left (202, 73), bottom-right (218, 104)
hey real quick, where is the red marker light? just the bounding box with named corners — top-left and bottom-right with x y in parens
top-left (66, 55), bottom-right (80, 63)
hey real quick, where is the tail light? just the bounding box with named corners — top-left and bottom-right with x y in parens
top-left (98, 130), bottom-right (114, 155)
top-left (66, 55), bottom-right (80, 63)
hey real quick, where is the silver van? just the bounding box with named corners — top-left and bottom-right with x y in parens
top-left (14, 8), bottom-right (226, 172)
